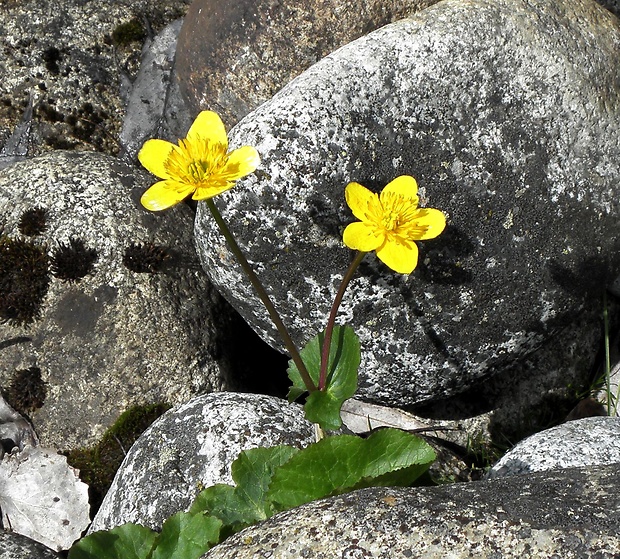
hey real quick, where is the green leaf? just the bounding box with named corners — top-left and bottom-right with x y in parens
top-left (287, 325), bottom-right (360, 429)
top-left (266, 429), bottom-right (436, 510)
top-left (150, 511), bottom-right (222, 559)
top-left (189, 445), bottom-right (299, 533)
top-left (68, 524), bottom-right (157, 559)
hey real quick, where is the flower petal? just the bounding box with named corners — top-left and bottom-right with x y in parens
top-left (345, 182), bottom-right (378, 222)
top-left (381, 175), bottom-right (419, 205)
top-left (187, 111), bottom-right (228, 150)
top-left (343, 222), bottom-right (384, 252)
top-left (192, 182), bottom-right (235, 201)
top-left (222, 146), bottom-right (261, 180)
top-left (414, 208), bottom-right (447, 240)
top-left (138, 139), bottom-right (176, 179)
top-left (376, 238), bottom-right (419, 274)
top-left (140, 180), bottom-right (194, 211)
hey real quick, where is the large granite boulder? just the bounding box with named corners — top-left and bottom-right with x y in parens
top-left (175, 0), bottom-right (440, 128)
top-left (487, 416), bottom-right (620, 478)
top-left (204, 464), bottom-right (620, 558)
top-left (194, 0), bottom-right (620, 408)
top-left (0, 151), bottom-right (242, 450)
top-left (89, 392), bottom-right (315, 532)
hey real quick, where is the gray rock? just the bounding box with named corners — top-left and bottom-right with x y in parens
top-left (0, 395), bottom-right (38, 459)
top-left (119, 18), bottom-right (193, 163)
top-left (175, 0), bottom-right (440, 129)
top-left (194, 0), bottom-right (620, 408)
top-left (0, 532), bottom-right (61, 559)
top-left (0, 151), bottom-right (240, 450)
top-left (89, 392), bottom-right (315, 532)
top-left (487, 416), bottom-right (620, 479)
top-left (0, 0), bottom-right (189, 156)
top-left (204, 464), bottom-right (620, 558)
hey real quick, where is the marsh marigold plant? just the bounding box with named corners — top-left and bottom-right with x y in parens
top-left (138, 111), bottom-right (260, 211)
top-left (343, 175), bottom-right (446, 274)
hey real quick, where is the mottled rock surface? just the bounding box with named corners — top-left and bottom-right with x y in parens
top-left (118, 18), bottom-right (193, 163)
top-left (89, 392), bottom-right (315, 532)
top-left (195, 0), bottom-right (620, 408)
top-left (0, 532), bottom-right (61, 559)
top-left (0, 0), bottom-right (189, 156)
top-left (176, 0), bottom-right (440, 128)
top-left (0, 151), bottom-right (240, 450)
top-left (204, 464), bottom-right (620, 558)
top-left (487, 416), bottom-right (620, 478)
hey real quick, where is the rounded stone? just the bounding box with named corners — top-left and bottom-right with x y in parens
top-left (0, 151), bottom-right (238, 450)
top-left (89, 392), bottom-right (315, 532)
top-left (487, 416), bottom-right (620, 478)
top-left (194, 0), bottom-right (620, 407)
top-left (203, 464), bottom-right (620, 558)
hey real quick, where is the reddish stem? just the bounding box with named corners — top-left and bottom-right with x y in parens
top-left (319, 251), bottom-right (366, 390)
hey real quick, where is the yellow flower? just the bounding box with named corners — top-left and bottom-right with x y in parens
top-left (343, 176), bottom-right (446, 274)
top-left (138, 111), bottom-right (260, 211)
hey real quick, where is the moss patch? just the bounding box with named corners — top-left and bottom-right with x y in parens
top-left (65, 403), bottom-right (171, 518)
top-left (112, 19), bottom-right (146, 46)
top-left (0, 234), bottom-right (50, 326)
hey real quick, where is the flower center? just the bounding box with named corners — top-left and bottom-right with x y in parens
top-left (381, 208), bottom-right (402, 232)
top-left (187, 160), bottom-right (209, 182)
top-left (374, 193), bottom-right (428, 240)
top-left (165, 138), bottom-right (227, 187)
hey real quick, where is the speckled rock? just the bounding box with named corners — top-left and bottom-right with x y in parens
top-left (204, 464), bottom-right (620, 558)
top-left (175, 0), bottom-right (440, 129)
top-left (0, 532), bottom-right (61, 559)
top-left (89, 392), bottom-right (315, 532)
top-left (194, 0), bottom-right (620, 408)
top-left (118, 18), bottom-right (193, 163)
top-left (487, 416), bottom-right (620, 479)
top-left (0, 0), bottom-right (189, 156)
top-left (0, 151), bottom-right (243, 450)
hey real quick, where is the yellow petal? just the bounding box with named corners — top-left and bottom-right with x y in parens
top-left (376, 238), bottom-right (419, 274)
top-left (342, 222), bottom-right (384, 251)
top-left (192, 182), bottom-right (235, 201)
top-left (222, 146), bottom-right (260, 180)
top-left (140, 180), bottom-right (194, 211)
top-left (381, 175), bottom-right (419, 205)
top-left (414, 208), bottom-right (447, 240)
top-left (187, 111), bottom-right (228, 150)
top-left (345, 182), bottom-right (378, 222)
top-left (138, 139), bottom-right (176, 179)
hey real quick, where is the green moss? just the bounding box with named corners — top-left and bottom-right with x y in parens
top-left (111, 18), bottom-right (146, 46)
top-left (65, 403), bottom-right (171, 517)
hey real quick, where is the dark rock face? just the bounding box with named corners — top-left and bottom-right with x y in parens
top-left (89, 392), bottom-right (315, 532)
top-left (203, 464), bottom-right (620, 558)
top-left (0, 532), bottom-right (61, 559)
top-left (194, 0), bottom-right (620, 407)
top-left (0, 0), bottom-right (190, 156)
top-left (175, 0), bottom-right (440, 128)
top-left (0, 151), bottom-right (241, 450)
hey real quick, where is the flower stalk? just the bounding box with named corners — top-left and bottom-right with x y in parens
top-left (207, 199), bottom-right (317, 393)
top-left (318, 250), bottom-right (366, 390)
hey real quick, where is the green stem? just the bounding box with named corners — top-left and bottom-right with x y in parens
top-left (207, 199), bottom-right (317, 393)
top-left (319, 251), bottom-right (366, 390)
top-left (604, 290), bottom-right (612, 416)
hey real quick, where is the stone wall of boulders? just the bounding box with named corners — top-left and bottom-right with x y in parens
top-left (1, 0), bottom-right (620, 555)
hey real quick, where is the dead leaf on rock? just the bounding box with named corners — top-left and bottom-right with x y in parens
top-left (0, 446), bottom-right (90, 551)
